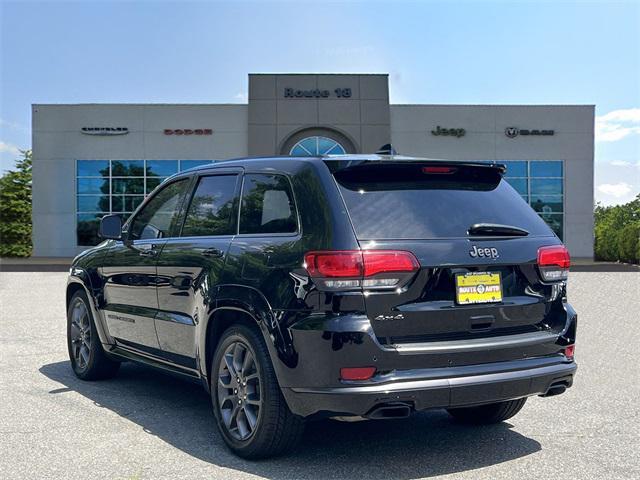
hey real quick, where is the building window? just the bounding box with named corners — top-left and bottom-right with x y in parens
top-left (502, 160), bottom-right (564, 240)
top-left (289, 136), bottom-right (346, 156)
top-left (76, 159), bottom-right (214, 246)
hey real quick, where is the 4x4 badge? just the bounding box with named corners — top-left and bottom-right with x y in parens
top-left (469, 246), bottom-right (499, 259)
top-left (374, 314), bottom-right (405, 321)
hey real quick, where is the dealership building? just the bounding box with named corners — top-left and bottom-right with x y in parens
top-left (32, 73), bottom-right (595, 258)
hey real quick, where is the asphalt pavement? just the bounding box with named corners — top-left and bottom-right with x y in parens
top-left (0, 271), bottom-right (638, 479)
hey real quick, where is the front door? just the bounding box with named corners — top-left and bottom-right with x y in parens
top-left (101, 177), bottom-right (191, 353)
top-left (155, 172), bottom-right (241, 367)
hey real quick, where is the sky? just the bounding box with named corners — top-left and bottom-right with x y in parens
top-left (1, 0), bottom-right (638, 205)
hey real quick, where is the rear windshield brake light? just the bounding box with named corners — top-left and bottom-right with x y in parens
top-left (422, 166), bottom-right (457, 174)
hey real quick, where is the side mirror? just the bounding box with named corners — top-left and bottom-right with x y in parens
top-left (99, 214), bottom-right (123, 240)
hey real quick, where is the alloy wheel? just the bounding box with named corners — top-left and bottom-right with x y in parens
top-left (217, 340), bottom-right (262, 441)
top-left (70, 298), bottom-right (91, 370)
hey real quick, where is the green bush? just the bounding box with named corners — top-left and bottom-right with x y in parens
top-left (617, 223), bottom-right (639, 263)
top-left (594, 194), bottom-right (640, 264)
top-left (0, 150), bottom-right (32, 257)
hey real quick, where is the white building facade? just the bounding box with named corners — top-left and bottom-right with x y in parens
top-left (32, 74), bottom-right (594, 258)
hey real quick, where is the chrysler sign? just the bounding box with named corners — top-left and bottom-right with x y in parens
top-left (81, 127), bottom-right (129, 136)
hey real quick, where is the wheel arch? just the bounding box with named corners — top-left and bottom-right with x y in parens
top-left (66, 281), bottom-right (86, 310)
top-left (203, 307), bottom-right (258, 392)
top-left (201, 284), bottom-right (292, 393)
top-left (66, 275), bottom-right (112, 346)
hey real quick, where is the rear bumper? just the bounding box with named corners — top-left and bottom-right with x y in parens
top-left (282, 356), bottom-right (576, 417)
top-left (274, 302), bottom-right (577, 418)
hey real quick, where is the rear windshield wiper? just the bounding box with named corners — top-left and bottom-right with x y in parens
top-left (468, 223), bottom-right (529, 237)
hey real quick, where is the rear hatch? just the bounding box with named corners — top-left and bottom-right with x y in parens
top-left (331, 160), bottom-right (564, 345)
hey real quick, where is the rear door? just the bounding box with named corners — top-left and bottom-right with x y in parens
top-left (154, 171), bottom-right (241, 366)
top-left (332, 161), bottom-right (562, 344)
top-left (102, 177), bottom-right (191, 351)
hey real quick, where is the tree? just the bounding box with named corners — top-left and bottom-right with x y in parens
top-left (0, 149), bottom-right (32, 257)
top-left (594, 194), bottom-right (640, 264)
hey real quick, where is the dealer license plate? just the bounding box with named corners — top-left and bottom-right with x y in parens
top-left (455, 272), bottom-right (503, 305)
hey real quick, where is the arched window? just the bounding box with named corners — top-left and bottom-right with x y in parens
top-left (289, 136), bottom-right (346, 156)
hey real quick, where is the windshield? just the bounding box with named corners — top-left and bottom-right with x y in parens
top-left (334, 163), bottom-right (553, 240)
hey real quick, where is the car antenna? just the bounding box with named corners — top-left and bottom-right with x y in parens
top-left (376, 144), bottom-right (398, 155)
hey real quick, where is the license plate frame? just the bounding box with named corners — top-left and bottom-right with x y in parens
top-left (455, 271), bottom-right (503, 305)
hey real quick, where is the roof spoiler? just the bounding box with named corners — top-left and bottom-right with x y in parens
top-left (326, 158), bottom-right (507, 175)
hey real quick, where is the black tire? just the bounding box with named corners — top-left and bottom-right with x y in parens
top-left (67, 290), bottom-right (120, 380)
top-left (211, 323), bottom-right (304, 459)
top-left (447, 398), bottom-right (527, 425)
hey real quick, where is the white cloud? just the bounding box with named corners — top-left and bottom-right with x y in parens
top-left (610, 160), bottom-right (640, 169)
top-left (595, 107), bottom-right (640, 142)
top-left (0, 141), bottom-right (21, 156)
top-left (233, 92), bottom-right (248, 103)
top-left (597, 182), bottom-right (633, 198)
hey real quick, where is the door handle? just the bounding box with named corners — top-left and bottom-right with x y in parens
top-left (201, 248), bottom-right (224, 258)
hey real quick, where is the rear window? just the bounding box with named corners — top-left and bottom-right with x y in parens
top-left (239, 174), bottom-right (298, 234)
top-left (334, 163), bottom-right (553, 240)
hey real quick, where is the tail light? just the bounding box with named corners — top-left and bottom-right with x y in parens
top-left (304, 250), bottom-right (419, 290)
top-left (537, 245), bottom-right (570, 282)
top-left (564, 344), bottom-right (575, 360)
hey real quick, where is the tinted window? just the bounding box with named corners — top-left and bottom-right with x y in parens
top-left (335, 164), bottom-right (553, 240)
top-left (531, 195), bottom-right (563, 213)
top-left (147, 160), bottom-right (179, 177)
top-left (181, 160), bottom-right (214, 171)
top-left (130, 179), bottom-right (189, 240)
top-left (111, 160), bottom-right (145, 176)
top-left (502, 161), bottom-right (527, 177)
top-left (76, 195), bottom-right (109, 213)
top-left (531, 178), bottom-right (563, 195)
top-left (77, 178), bottom-right (107, 195)
top-left (146, 177), bottom-right (166, 193)
top-left (77, 160), bottom-right (109, 177)
top-left (181, 175), bottom-right (239, 237)
top-left (112, 178), bottom-right (144, 194)
top-left (505, 178), bottom-right (528, 195)
top-left (77, 213), bottom-right (103, 246)
top-left (530, 161), bottom-right (562, 177)
top-left (239, 174), bottom-right (297, 234)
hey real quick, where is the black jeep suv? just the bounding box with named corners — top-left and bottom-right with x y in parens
top-left (66, 155), bottom-right (577, 458)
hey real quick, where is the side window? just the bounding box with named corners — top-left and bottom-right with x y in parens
top-left (181, 175), bottom-right (239, 237)
top-left (129, 179), bottom-right (189, 240)
top-left (239, 174), bottom-right (297, 234)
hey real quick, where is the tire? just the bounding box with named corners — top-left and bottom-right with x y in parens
top-left (67, 290), bottom-right (120, 380)
top-left (447, 398), bottom-right (527, 425)
top-left (211, 323), bottom-right (304, 459)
